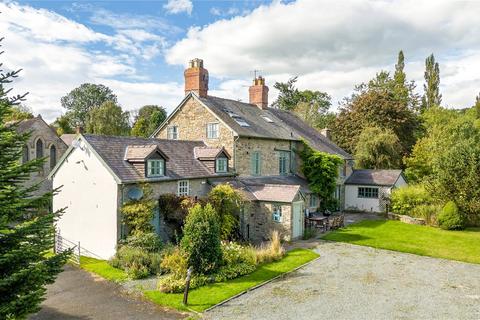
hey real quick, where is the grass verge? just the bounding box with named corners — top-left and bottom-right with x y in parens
top-left (323, 220), bottom-right (480, 264)
top-left (144, 248), bottom-right (319, 312)
top-left (80, 256), bottom-right (128, 282)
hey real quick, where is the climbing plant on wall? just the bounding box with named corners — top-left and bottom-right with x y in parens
top-left (299, 141), bottom-right (343, 210)
top-left (121, 183), bottom-right (156, 236)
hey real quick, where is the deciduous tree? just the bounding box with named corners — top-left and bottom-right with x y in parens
top-left (354, 126), bottom-right (402, 169)
top-left (86, 101), bottom-right (130, 136)
top-left (421, 54), bottom-right (442, 111)
top-left (61, 83), bottom-right (117, 127)
top-left (131, 105), bottom-right (167, 137)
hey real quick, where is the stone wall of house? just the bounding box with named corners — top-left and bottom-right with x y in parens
top-left (242, 201), bottom-right (293, 242)
top-left (155, 97), bottom-right (235, 166)
top-left (21, 117), bottom-right (68, 196)
top-left (235, 137), bottom-right (294, 176)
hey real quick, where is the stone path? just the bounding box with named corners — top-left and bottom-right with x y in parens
top-left (30, 265), bottom-right (185, 320)
top-left (206, 241), bottom-right (480, 320)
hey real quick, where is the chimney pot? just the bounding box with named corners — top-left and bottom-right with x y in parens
top-left (249, 76), bottom-right (269, 109)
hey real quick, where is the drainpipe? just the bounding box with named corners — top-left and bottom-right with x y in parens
top-left (233, 134), bottom-right (240, 176)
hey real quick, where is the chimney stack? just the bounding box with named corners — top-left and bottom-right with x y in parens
top-left (76, 126), bottom-right (84, 134)
top-left (249, 76), bottom-right (269, 109)
top-left (184, 58), bottom-right (209, 97)
top-left (320, 128), bottom-right (331, 140)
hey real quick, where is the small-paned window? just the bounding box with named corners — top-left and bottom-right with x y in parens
top-left (167, 126), bottom-right (178, 140)
top-left (272, 205), bottom-right (282, 222)
top-left (147, 159), bottom-right (165, 177)
top-left (50, 145), bottom-right (57, 170)
top-left (177, 180), bottom-right (189, 196)
top-left (251, 151), bottom-right (261, 176)
top-left (207, 123), bottom-right (219, 139)
top-left (358, 187), bottom-right (379, 199)
top-left (216, 157), bottom-right (228, 173)
top-left (278, 151), bottom-right (290, 175)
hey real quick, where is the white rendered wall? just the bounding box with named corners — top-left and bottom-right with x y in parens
top-left (52, 140), bottom-right (119, 259)
top-left (344, 185), bottom-right (392, 213)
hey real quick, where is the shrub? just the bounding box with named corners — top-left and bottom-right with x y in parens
top-left (411, 204), bottom-right (441, 226)
top-left (110, 245), bottom-right (164, 279)
top-left (208, 184), bottom-right (244, 240)
top-left (121, 183), bottom-right (156, 236)
top-left (255, 230), bottom-right (285, 265)
top-left (221, 241), bottom-right (256, 267)
top-left (391, 184), bottom-right (433, 216)
top-left (302, 227), bottom-right (316, 240)
top-left (438, 201), bottom-right (466, 230)
top-left (120, 232), bottom-right (163, 252)
top-left (181, 203), bottom-right (222, 274)
top-left (160, 247), bottom-right (188, 279)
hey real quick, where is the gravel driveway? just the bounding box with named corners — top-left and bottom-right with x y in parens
top-left (206, 241), bottom-right (480, 320)
top-left (29, 265), bottom-right (184, 320)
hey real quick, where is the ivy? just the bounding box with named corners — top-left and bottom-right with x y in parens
top-left (121, 183), bottom-right (156, 236)
top-left (299, 141), bottom-right (343, 210)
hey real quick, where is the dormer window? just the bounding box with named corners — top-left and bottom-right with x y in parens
top-left (216, 157), bottom-right (228, 173)
top-left (167, 126), bottom-right (178, 140)
top-left (147, 159), bottom-right (165, 177)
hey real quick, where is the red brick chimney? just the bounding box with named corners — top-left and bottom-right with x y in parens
top-left (184, 58), bottom-right (209, 97)
top-left (249, 76), bottom-right (269, 109)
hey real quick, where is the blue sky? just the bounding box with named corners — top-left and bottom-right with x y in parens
top-left (2, 0), bottom-right (480, 122)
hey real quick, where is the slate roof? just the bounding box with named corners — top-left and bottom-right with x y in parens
top-left (267, 108), bottom-right (353, 159)
top-left (198, 96), bottom-right (298, 141)
top-left (209, 175), bottom-right (311, 203)
top-left (124, 145), bottom-right (160, 161)
top-left (193, 146), bottom-right (230, 159)
top-left (344, 169), bottom-right (404, 186)
top-left (82, 135), bottom-right (232, 183)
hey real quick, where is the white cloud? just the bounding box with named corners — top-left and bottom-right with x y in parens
top-left (164, 0), bottom-right (193, 15)
top-left (210, 7), bottom-right (239, 17)
top-left (166, 0), bottom-right (480, 108)
top-left (0, 2), bottom-right (183, 122)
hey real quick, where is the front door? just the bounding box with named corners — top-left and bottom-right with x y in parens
top-left (292, 201), bottom-right (304, 239)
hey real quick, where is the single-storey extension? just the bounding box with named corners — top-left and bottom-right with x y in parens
top-left (344, 169), bottom-right (407, 213)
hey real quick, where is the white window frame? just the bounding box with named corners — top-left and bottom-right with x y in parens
top-left (216, 157), bottom-right (228, 173)
top-left (207, 122), bottom-right (219, 139)
top-left (147, 159), bottom-right (164, 177)
top-left (272, 205), bottom-right (282, 223)
top-left (177, 180), bottom-right (189, 196)
top-left (358, 187), bottom-right (379, 199)
top-left (167, 125), bottom-right (178, 140)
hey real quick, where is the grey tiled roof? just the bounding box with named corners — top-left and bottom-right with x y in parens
top-left (267, 108), bottom-right (353, 159)
top-left (124, 145), bottom-right (158, 161)
top-left (197, 95), bottom-right (351, 159)
top-left (83, 134), bottom-right (232, 183)
top-left (209, 175), bottom-right (312, 203)
top-left (198, 96), bottom-right (298, 141)
top-left (344, 169), bottom-right (403, 186)
top-left (193, 146), bottom-right (230, 159)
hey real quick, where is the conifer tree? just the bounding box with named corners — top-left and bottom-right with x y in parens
top-left (393, 50), bottom-right (408, 103)
top-left (421, 54), bottom-right (442, 111)
top-left (475, 93), bottom-right (480, 119)
top-left (0, 38), bottom-right (70, 319)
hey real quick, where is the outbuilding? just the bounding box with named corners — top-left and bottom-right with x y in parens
top-left (344, 169), bottom-right (407, 213)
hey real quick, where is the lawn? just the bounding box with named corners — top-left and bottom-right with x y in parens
top-left (80, 256), bottom-right (129, 282)
top-left (144, 248), bottom-right (319, 312)
top-left (323, 220), bottom-right (480, 264)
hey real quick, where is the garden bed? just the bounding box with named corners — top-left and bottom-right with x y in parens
top-left (322, 220), bottom-right (480, 264)
top-left (143, 248), bottom-right (319, 312)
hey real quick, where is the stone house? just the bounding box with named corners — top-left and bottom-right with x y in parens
top-left (49, 134), bottom-right (233, 259)
top-left (152, 59), bottom-right (354, 242)
top-left (15, 115), bottom-right (68, 196)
